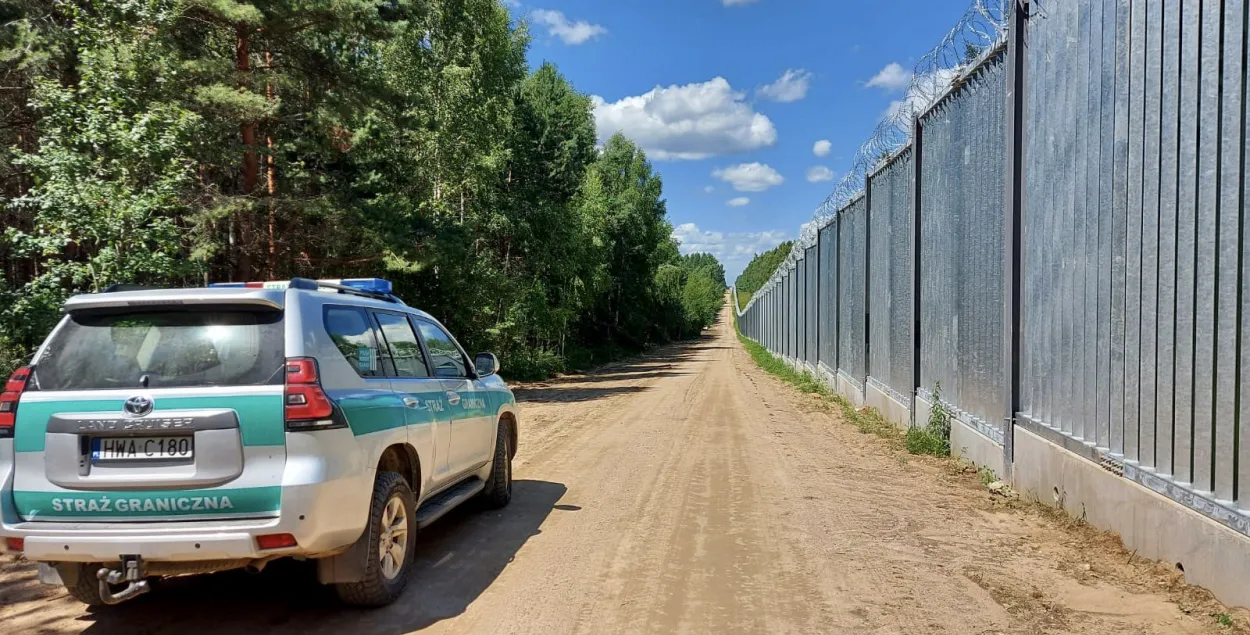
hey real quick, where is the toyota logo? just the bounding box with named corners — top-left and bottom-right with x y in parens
top-left (122, 396), bottom-right (154, 417)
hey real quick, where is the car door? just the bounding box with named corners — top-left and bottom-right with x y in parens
top-left (413, 318), bottom-right (493, 475)
top-left (371, 310), bottom-right (454, 490)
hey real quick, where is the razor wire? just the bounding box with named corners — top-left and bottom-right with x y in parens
top-left (741, 0), bottom-right (1009, 313)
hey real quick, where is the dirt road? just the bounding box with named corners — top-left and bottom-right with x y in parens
top-left (0, 303), bottom-right (1238, 634)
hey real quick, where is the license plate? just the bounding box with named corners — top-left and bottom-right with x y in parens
top-left (91, 436), bottom-right (194, 462)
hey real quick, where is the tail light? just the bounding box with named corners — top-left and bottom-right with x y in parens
top-left (0, 366), bottom-right (31, 438)
top-left (284, 358), bottom-right (338, 430)
top-left (256, 533), bottom-right (298, 550)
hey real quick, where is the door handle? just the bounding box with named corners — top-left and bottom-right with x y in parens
top-left (446, 391), bottom-right (461, 406)
top-left (402, 397), bottom-right (421, 409)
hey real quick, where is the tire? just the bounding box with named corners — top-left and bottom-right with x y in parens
top-left (334, 471), bottom-right (416, 607)
top-left (479, 420), bottom-right (512, 509)
top-left (57, 562), bottom-right (107, 607)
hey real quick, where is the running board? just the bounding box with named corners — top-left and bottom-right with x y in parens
top-left (415, 477), bottom-right (484, 529)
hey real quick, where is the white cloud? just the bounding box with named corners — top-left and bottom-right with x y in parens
top-left (806, 166), bottom-right (835, 183)
top-left (757, 69), bottom-right (813, 103)
top-left (712, 162), bottom-right (784, 192)
top-left (727, 197), bottom-right (751, 207)
top-left (671, 222), bottom-right (788, 279)
top-left (812, 139), bottom-right (832, 157)
top-left (722, 0), bottom-right (759, 5)
top-left (865, 62), bottom-right (912, 91)
top-left (530, 9), bottom-right (606, 45)
top-left (592, 77), bottom-right (778, 160)
top-left (703, 185), bottom-right (715, 194)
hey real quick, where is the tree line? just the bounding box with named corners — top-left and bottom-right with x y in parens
top-left (733, 241), bottom-right (793, 308)
top-left (0, 0), bottom-right (725, 378)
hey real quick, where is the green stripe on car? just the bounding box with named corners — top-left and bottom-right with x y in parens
top-left (14, 486), bottom-right (281, 519)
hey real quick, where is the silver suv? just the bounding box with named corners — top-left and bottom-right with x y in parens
top-left (0, 278), bottom-right (519, 607)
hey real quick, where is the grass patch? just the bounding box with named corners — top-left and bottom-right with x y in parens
top-left (905, 426), bottom-right (949, 456)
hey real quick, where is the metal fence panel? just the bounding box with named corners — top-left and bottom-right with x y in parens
top-left (1173, 0), bottom-right (1198, 485)
top-left (797, 258), bottom-right (808, 364)
top-left (1021, 0), bottom-right (1250, 518)
top-left (838, 199), bottom-right (868, 382)
top-left (918, 49), bottom-right (1008, 434)
top-left (818, 221), bottom-right (838, 369)
top-left (789, 272), bottom-right (795, 359)
top-left (867, 149), bottom-right (915, 401)
top-left (805, 245), bottom-right (819, 367)
top-left (1192, 0), bottom-right (1220, 492)
top-left (791, 269), bottom-right (799, 361)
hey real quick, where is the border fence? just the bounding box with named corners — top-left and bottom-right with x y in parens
top-left (734, 0), bottom-right (1250, 608)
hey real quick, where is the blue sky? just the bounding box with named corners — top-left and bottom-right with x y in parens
top-left (509, 0), bottom-right (974, 280)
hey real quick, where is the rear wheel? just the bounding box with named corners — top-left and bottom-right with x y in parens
top-left (334, 471), bottom-right (416, 607)
top-left (479, 420), bottom-right (512, 509)
top-left (57, 562), bottom-right (107, 607)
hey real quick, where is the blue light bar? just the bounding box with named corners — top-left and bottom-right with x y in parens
top-left (208, 278), bottom-right (394, 295)
top-left (335, 278), bottom-right (393, 295)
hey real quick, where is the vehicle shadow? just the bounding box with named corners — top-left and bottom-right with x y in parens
top-left (74, 480), bottom-right (568, 635)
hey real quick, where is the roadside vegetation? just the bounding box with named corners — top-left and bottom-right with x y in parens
top-left (905, 383), bottom-right (951, 457)
top-left (0, 0), bottom-right (724, 379)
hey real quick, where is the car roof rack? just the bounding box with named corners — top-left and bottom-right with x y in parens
top-left (288, 278), bottom-right (407, 306)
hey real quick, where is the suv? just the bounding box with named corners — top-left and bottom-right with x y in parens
top-left (0, 278), bottom-right (518, 607)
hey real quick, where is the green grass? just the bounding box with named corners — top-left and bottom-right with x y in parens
top-left (1214, 612), bottom-right (1234, 628)
top-left (905, 425), bottom-right (949, 456)
top-left (978, 466), bottom-right (997, 486)
top-left (905, 383), bottom-right (951, 457)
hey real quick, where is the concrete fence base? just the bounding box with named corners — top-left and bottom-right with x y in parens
top-left (865, 381), bottom-right (911, 431)
top-left (1010, 427), bottom-right (1250, 609)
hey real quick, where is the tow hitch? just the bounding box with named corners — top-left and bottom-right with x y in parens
top-left (96, 555), bottom-right (150, 605)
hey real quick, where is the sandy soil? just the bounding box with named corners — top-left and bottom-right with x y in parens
top-left (0, 302), bottom-right (1245, 634)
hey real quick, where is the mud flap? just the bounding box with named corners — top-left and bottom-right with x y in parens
top-left (316, 526), bottom-right (371, 584)
top-left (38, 562), bottom-right (63, 585)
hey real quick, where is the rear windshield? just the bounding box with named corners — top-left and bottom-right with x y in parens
top-left (32, 309), bottom-right (285, 391)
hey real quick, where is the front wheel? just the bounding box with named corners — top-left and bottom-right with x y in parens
top-left (479, 420), bottom-right (512, 509)
top-left (334, 471), bottom-right (416, 607)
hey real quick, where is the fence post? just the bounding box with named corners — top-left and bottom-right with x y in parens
top-left (1003, 0), bottom-right (1030, 480)
top-left (910, 118), bottom-right (924, 430)
top-left (835, 214), bottom-right (843, 375)
top-left (865, 181), bottom-right (873, 383)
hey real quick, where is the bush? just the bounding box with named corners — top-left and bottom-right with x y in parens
top-left (907, 383), bottom-right (951, 457)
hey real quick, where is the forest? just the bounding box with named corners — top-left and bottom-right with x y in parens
top-left (0, 0), bottom-right (726, 379)
top-left (733, 241), bottom-right (792, 308)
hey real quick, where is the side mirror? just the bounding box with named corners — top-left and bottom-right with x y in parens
top-left (474, 352), bottom-right (500, 378)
